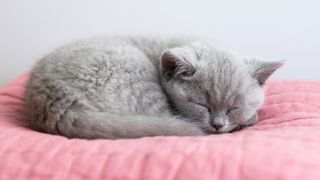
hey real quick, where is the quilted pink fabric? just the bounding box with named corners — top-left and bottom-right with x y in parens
top-left (1, 73), bottom-right (320, 180)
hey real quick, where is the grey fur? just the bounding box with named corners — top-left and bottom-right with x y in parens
top-left (25, 35), bottom-right (284, 139)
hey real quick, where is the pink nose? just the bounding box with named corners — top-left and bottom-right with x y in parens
top-left (211, 122), bottom-right (224, 130)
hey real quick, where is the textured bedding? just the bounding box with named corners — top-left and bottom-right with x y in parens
top-left (1, 73), bottom-right (320, 180)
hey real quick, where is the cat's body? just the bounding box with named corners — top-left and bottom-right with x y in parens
top-left (25, 35), bottom-right (284, 139)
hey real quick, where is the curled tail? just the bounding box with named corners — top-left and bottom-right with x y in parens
top-left (40, 110), bottom-right (204, 139)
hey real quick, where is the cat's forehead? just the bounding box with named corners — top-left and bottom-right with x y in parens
top-left (184, 42), bottom-right (255, 106)
top-left (195, 61), bottom-right (252, 107)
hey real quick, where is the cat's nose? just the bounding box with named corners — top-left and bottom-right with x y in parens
top-left (211, 122), bottom-right (224, 130)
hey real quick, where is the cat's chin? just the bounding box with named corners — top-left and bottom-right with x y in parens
top-left (202, 125), bottom-right (237, 134)
top-left (216, 125), bottom-right (239, 134)
top-left (205, 114), bottom-right (258, 134)
top-left (229, 124), bottom-right (249, 133)
top-left (201, 124), bottom-right (241, 134)
top-left (229, 114), bottom-right (259, 133)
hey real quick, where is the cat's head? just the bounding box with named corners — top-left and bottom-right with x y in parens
top-left (160, 41), bottom-right (284, 134)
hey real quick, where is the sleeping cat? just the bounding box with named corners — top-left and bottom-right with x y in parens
top-left (25, 35), bottom-right (284, 139)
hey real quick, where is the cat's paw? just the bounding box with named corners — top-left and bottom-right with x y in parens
top-left (178, 123), bottom-right (206, 136)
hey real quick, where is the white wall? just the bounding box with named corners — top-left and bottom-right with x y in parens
top-left (1, 0), bottom-right (320, 87)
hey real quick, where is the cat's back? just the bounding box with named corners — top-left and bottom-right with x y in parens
top-left (29, 35), bottom-right (199, 93)
top-left (26, 35), bottom-right (195, 118)
top-left (32, 35), bottom-right (196, 76)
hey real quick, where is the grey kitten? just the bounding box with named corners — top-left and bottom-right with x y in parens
top-left (25, 35), bottom-right (284, 139)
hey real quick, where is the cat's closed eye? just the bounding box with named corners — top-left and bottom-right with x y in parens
top-left (226, 107), bottom-right (240, 114)
top-left (191, 101), bottom-right (212, 113)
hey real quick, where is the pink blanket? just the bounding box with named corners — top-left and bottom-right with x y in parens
top-left (1, 74), bottom-right (320, 180)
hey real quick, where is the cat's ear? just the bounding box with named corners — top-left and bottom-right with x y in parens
top-left (245, 58), bottom-right (285, 86)
top-left (160, 50), bottom-right (195, 81)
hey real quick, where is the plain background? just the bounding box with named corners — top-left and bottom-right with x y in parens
top-left (1, 0), bottom-right (319, 87)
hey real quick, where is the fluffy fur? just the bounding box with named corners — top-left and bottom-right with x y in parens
top-left (25, 35), bottom-right (284, 139)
